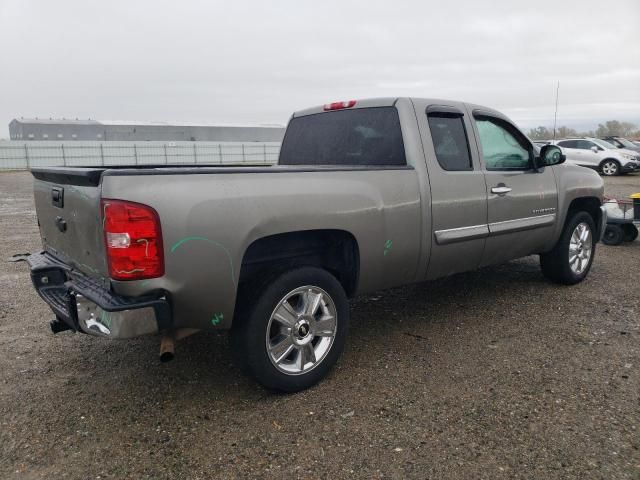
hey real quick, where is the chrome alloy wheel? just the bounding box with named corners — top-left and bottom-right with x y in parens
top-left (266, 286), bottom-right (338, 375)
top-left (602, 161), bottom-right (618, 176)
top-left (569, 222), bottom-right (593, 274)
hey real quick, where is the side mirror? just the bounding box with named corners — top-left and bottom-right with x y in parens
top-left (591, 146), bottom-right (599, 153)
top-left (537, 144), bottom-right (566, 167)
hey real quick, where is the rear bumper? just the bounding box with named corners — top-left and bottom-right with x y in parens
top-left (27, 251), bottom-right (170, 338)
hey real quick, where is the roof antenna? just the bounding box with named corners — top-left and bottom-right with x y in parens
top-left (552, 81), bottom-right (560, 140)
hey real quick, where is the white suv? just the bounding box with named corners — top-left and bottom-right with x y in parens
top-left (551, 138), bottom-right (640, 176)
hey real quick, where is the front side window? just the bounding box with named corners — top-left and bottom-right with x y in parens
top-left (576, 140), bottom-right (597, 150)
top-left (427, 114), bottom-right (472, 171)
top-left (279, 107), bottom-right (406, 166)
top-left (474, 116), bottom-right (532, 170)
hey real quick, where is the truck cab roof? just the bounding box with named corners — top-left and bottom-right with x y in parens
top-left (291, 97), bottom-right (506, 120)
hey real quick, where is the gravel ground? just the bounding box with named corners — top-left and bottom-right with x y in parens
top-left (0, 170), bottom-right (639, 479)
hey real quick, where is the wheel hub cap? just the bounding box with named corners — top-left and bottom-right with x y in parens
top-left (266, 286), bottom-right (338, 375)
top-left (293, 318), bottom-right (313, 346)
top-left (297, 322), bottom-right (309, 337)
top-left (569, 222), bottom-right (593, 274)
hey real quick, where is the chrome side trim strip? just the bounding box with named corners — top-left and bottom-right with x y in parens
top-left (434, 214), bottom-right (556, 245)
top-left (488, 214), bottom-right (556, 235)
top-left (434, 224), bottom-right (489, 245)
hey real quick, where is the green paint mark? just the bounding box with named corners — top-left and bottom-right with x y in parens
top-left (211, 313), bottom-right (223, 326)
top-left (384, 240), bottom-right (393, 256)
top-left (170, 236), bottom-right (235, 283)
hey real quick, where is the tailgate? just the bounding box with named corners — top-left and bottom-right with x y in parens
top-left (31, 168), bottom-right (107, 278)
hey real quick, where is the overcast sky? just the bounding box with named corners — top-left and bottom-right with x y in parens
top-left (1, 0), bottom-right (639, 137)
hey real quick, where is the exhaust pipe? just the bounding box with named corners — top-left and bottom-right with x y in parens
top-left (158, 329), bottom-right (199, 363)
top-left (159, 334), bottom-right (175, 363)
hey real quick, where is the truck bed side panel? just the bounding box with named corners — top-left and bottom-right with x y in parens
top-left (101, 168), bottom-right (422, 330)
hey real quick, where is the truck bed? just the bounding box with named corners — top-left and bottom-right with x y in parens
top-left (30, 163), bottom-right (421, 331)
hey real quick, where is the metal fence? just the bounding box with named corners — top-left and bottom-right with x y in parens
top-left (0, 141), bottom-right (280, 170)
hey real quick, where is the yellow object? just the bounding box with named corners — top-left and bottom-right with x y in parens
top-left (630, 193), bottom-right (640, 199)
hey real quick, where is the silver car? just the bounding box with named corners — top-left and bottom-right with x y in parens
top-left (551, 137), bottom-right (640, 176)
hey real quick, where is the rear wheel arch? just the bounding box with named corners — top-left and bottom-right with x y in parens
top-left (237, 229), bottom-right (360, 298)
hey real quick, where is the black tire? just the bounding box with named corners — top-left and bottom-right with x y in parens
top-left (540, 211), bottom-right (596, 285)
top-left (602, 224), bottom-right (624, 246)
top-left (231, 267), bottom-right (349, 392)
top-left (600, 159), bottom-right (621, 176)
top-left (621, 224), bottom-right (639, 242)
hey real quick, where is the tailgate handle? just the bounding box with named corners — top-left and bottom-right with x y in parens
top-left (52, 187), bottom-right (64, 208)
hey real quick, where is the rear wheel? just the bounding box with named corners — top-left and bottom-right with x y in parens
top-left (602, 224), bottom-right (624, 245)
top-left (540, 211), bottom-right (596, 284)
top-left (600, 159), bottom-right (620, 176)
top-left (231, 267), bottom-right (349, 392)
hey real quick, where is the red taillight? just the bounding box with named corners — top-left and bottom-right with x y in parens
top-left (323, 100), bottom-right (356, 111)
top-left (101, 199), bottom-right (164, 281)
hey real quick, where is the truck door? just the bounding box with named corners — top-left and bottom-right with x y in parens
top-left (468, 110), bottom-right (558, 267)
top-left (414, 102), bottom-right (489, 280)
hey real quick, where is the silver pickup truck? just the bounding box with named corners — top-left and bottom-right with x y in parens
top-left (19, 97), bottom-right (606, 392)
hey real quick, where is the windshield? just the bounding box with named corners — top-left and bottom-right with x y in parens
top-left (591, 139), bottom-right (616, 149)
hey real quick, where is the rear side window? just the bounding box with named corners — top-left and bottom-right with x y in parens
top-left (557, 140), bottom-right (577, 148)
top-left (279, 107), bottom-right (406, 166)
top-left (427, 114), bottom-right (472, 171)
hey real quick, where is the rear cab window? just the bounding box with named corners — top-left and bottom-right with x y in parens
top-left (279, 107), bottom-right (406, 166)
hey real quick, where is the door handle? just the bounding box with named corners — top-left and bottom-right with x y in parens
top-left (491, 186), bottom-right (512, 195)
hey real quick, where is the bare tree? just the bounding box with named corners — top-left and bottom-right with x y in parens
top-left (527, 126), bottom-right (552, 140)
top-left (595, 120), bottom-right (638, 137)
top-left (527, 120), bottom-right (639, 140)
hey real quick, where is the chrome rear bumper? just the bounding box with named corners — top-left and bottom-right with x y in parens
top-left (26, 251), bottom-right (170, 338)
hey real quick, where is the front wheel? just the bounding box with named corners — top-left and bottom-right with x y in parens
top-left (540, 211), bottom-right (596, 284)
top-left (231, 267), bottom-right (349, 392)
top-left (600, 159), bottom-right (620, 176)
